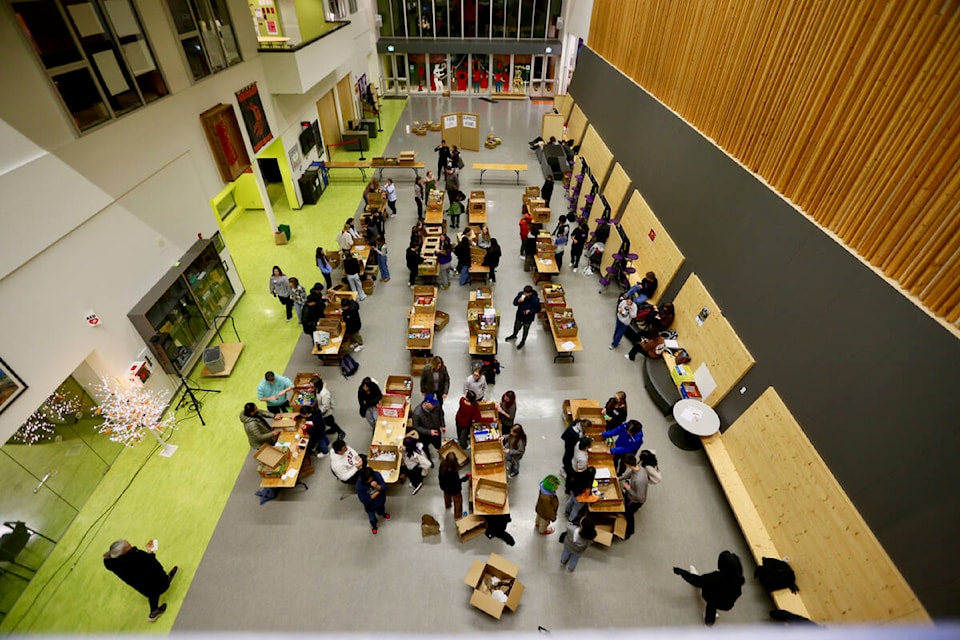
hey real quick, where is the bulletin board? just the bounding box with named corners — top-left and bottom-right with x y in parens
top-left (541, 112), bottom-right (564, 142)
top-left (441, 112), bottom-right (481, 151)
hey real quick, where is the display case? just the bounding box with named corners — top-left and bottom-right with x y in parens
top-left (129, 238), bottom-right (240, 374)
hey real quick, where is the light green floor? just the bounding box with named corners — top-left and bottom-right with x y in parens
top-left (0, 98), bottom-right (406, 633)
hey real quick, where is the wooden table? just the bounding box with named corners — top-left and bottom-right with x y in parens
top-left (425, 208), bottom-right (445, 225)
top-left (369, 396), bottom-right (410, 483)
top-left (374, 162), bottom-right (426, 180)
top-left (473, 163), bottom-right (528, 185)
top-left (200, 342), bottom-right (244, 377)
top-left (326, 161), bottom-right (373, 180)
top-left (547, 316), bottom-right (582, 362)
top-left (259, 432), bottom-right (310, 490)
top-left (471, 427), bottom-right (510, 515)
top-left (533, 253), bottom-right (559, 284)
top-left (350, 244), bottom-right (371, 264)
top-left (311, 324), bottom-right (347, 363)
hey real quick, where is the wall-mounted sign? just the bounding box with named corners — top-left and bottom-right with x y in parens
top-left (235, 82), bottom-right (273, 152)
top-left (199, 103), bottom-right (251, 183)
top-left (648, 228), bottom-right (656, 241)
top-left (462, 114), bottom-right (477, 129)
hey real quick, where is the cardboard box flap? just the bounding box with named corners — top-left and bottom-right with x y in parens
top-left (464, 559), bottom-right (486, 587)
top-left (593, 527), bottom-right (614, 547)
top-left (253, 444), bottom-right (285, 468)
top-left (457, 515), bottom-right (487, 542)
top-left (469, 589), bottom-right (506, 619)
top-left (486, 552), bottom-right (519, 578)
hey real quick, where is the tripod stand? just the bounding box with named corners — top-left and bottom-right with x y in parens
top-left (174, 370), bottom-right (220, 426)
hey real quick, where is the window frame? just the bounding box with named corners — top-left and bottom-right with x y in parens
top-left (163, 0), bottom-right (242, 83)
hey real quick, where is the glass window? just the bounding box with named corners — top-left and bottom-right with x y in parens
top-left (504, 0), bottom-right (519, 38)
top-left (12, 0), bottom-right (168, 132)
top-left (518, 0), bottom-right (534, 38)
top-left (450, 53), bottom-right (469, 92)
top-left (476, 0), bottom-right (489, 38)
top-left (388, 0), bottom-right (405, 36)
top-left (164, 0), bottom-right (241, 81)
top-left (491, 0), bottom-right (505, 37)
top-left (376, 0), bottom-right (391, 36)
top-left (406, 0), bottom-right (420, 36)
top-left (512, 53), bottom-right (530, 93)
top-left (449, 0), bottom-right (461, 36)
top-left (491, 54), bottom-right (509, 92)
top-left (547, 0), bottom-right (562, 38)
top-left (429, 53), bottom-right (447, 92)
top-left (463, 0), bottom-right (475, 37)
top-left (531, 0), bottom-right (546, 38)
top-left (435, 0), bottom-right (448, 38)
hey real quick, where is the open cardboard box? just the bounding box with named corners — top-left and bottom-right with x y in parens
top-left (385, 375), bottom-right (413, 397)
top-left (368, 443), bottom-right (400, 483)
top-left (464, 553), bottom-right (525, 619)
top-left (456, 514), bottom-right (487, 543)
top-left (377, 396), bottom-right (407, 418)
top-left (592, 514), bottom-right (628, 547)
top-left (474, 478), bottom-right (508, 510)
top-left (473, 440), bottom-right (505, 470)
top-left (439, 439), bottom-right (469, 467)
top-left (254, 444), bottom-right (289, 477)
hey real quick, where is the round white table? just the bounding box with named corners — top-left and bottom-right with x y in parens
top-left (669, 399), bottom-right (720, 450)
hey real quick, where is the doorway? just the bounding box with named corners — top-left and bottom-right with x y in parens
top-left (256, 158), bottom-right (287, 209)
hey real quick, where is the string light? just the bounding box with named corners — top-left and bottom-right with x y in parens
top-left (12, 389), bottom-right (83, 445)
top-left (93, 377), bottom-right (175, 447)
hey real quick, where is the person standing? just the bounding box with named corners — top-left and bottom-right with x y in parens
top-left (420, 356), bottom-right (451, 401)
top-left (269, 266), bottom-right (294, 321)
top-left (300, 293), bottom-right (325, 335)
top-left (450, 145), bottom-right (463, 170)
top-left (447, 196), bottom-right (464, 229)
top-left (424, 169), bottom-right (437, 195)
top-left (518, 211), bottom-right (532, 258)
top-left (405, 242), bottom-right (423, 287)
top-left (463, 366), bottom-right (488, 401)
top-left (495, 390), bottom-right (517, 430)
top-left (484, 514), bottom-right (515, 546)
top-left (413, 176), bottom-right (425, 220)
top-left (604, 391), bottom-right (628, 429)
top-left (288, 277), bottom-right (308, 324)
top-left (560, 419), bottom-right (587, 478)
top-left (411, 394), bottom-right (444, 461)
top-left (316, 247), bottom-right (334, 290)
top-left (482, 238), bottom-right (502, 283)
top-left (504, 285), bottom-right (542, 349)
top-left (337, 223), bottom-right (355, 258)
top-left (257, 371), bottom-right (294, 414)
top-left (454, 235), bottom-right (472, 285)
top-left (603, 419), bottom-right (644, 473)
top-left (342, 254), bottom-right (367, 302)
top-left (439, 452), bottom-right (469, 518)
top-left (455, 390), bottom-right (481, 449)
top-left (611, 296), bottom-right (638, 349)
top-left (340, 298), bottom-right (364, 352)
top-left (535, 474), bottom-right (561, 535)
top-left (356, 466), bottom-right (390, 534)
top-left (553, 214), bottom-right (570, 268)
top-left (673, 551), bottom-right (745, 626)
top-left (357, 377), bottom-right (383, 428)
top-left (560, 516), bottom-right (597, 572)
top-left (103, 539), bottom-right (178, 622)
top-left (620, 450), bottom-right (661, 539)
top-left (541, 174), bottom-right (555, 206)
top-left (434, 139), bottom-right (451, 178)
top-left (373, 236), bottom-right (390, 283)
top-left (503, 424), bottom-right (527, 478)
top-left (314, 377), bottom-right (345, 440)
top-left (437, 235), bottom-right (453, 289)
top-left (569, 222), bottom-right (588, 270)
top-left (445, 167), bottom-right (461, 208)
top-left (384, 178), bottom-right (398, 217)
top-left (240, 402), bottom-right (281, 448)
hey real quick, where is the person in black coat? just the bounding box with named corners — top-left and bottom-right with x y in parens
top-left (405, 243), bottom-right (423, 287)
top-left (340, 298), bottom-right (364, 352)
top-left (673, 550), bottom-right (745, 625)
top-left (541, 175), bottom-right (555, 206)
top-left (357, 376), bottom-right (383, 428)
top-left (504, 285), bottom-right (542, 349)
top-left (300, 293), bottom-right (325, 334)
top-left (103, 539), bottom-right (178, 622)
top-left (434, 140), bottom-right (451, 179)
top-left (481, 238), bottom-right (502, 283)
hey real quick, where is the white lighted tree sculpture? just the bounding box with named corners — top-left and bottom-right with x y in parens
top-left (93, 377), bottom-right (178, 456)
top-left (13, 389), bottom-right (83, 445)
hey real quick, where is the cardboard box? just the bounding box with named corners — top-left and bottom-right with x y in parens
top-left (456, 514), bottom-right (487, 543)
top-left (474, 478), bottom-right (508, 509)
top-left (368, 444), bottom-right (400, 483)
top-left (377, 396), bottom-right (407, 418)
top-left (464, 553), bottom-right (525, 619)
top-left (575, 406), bottom-right (606, 428)
top-left (421, 514), bottom-right (440, 537)
top-left (411, 356), bottom-right (430, 377)
top-left (532, 207), bottom-right (551, 223)
top-left (274, 231), bottom-right (287, 245)
top-left (473, 440), bottom-right (505, 470)
top-left (434, 310), bottom-right (450, 332)
top-left (385, 375), bottom-right (413, 397)
top-left (592, 514), bottom-right (628, 547)
top-left (254, 444), bottom-right (289, 477)
top-left (477, 402), bottom-right (498, 423)
top-left (524, 185), bottom-right (540, 197)
top-left (439, 439), bottom-right (469, 467)
top-left (314, 318), bottom-right (342, 336)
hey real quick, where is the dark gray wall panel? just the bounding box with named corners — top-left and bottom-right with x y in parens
top-left (569, 46), bottom-right (960, 617)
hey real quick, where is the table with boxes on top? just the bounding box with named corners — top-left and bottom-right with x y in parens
top-left (367, 375), bottom-right (414, 483)
top-left (372, 151), bottom-right (424, 180)
top-left (467, 191), bottom-right (487, 228)
top-left (407, 286), bottom-right (437, 355)
top-left (560, 398), bottom-right (628, 546)
top-left (467, 287), bottom-right (499, 356)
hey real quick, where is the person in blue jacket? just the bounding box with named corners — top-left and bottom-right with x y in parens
top-left (602, 419), bottom-right (644, 473)
top-left (356, 466), bottom-right (390, 534)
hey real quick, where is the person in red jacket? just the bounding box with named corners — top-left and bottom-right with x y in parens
top-left (455, 389), bottom-right (481, 449)
top-left (518, 212), bottom-right (533, 257)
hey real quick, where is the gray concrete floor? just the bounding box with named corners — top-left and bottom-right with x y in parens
top-left (173, 96), bottom-right (775, 633)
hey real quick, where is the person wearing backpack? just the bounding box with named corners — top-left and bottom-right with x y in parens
top-left (673, 550), bottom-right (745, 625)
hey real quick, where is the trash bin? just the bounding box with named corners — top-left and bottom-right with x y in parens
top-left (278, 224), bottom-right (291, 240)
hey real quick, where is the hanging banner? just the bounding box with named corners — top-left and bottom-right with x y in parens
top-left (235, 82), bottom-right (273, 152)
top-left (199, 103), bottom-right (251, 183)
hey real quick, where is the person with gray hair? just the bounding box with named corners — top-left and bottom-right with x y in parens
top-left (102, 539), bottom-right (178, 622)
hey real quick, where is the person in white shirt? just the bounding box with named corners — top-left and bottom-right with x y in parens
top-left (384, 179), bottom-right (398, 217)
top-left (462, 366), bottom-right (488, 401)
top-left (330, 439), bottom-right (365, 484)
top-left (610, 297), bottom-right (638, 349)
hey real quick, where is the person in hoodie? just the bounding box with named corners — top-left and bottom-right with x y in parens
top-left (602, 419), bottom-right (644, 473)
top-left (619, 450), bottom-right (661, 539)
top-left (239, 402), bottom-right (280, 448)
top-left (673, 550), bottom-right (745, 625)
top-left (560, 516), bottom-right (597, 572)
top-left (534, 474), bottom-right (560, 535)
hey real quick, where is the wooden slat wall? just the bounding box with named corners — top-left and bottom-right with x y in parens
top-left (579, 125), bottom-right (614, 188)
top-left (672, 273), bottom-right (755, 407)
top-left (724, 388), bottom-right (930, 623)
top-left (612, 190), bottom-right (685, 303)
top-left (589, 0), bottom-right (960, 330)
top-left (567, 104), bottom-right (589, 146)
top-left (602, 163), bottom-right (631, 219)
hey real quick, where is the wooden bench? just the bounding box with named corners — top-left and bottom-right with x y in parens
top-left (325, 161), bottom-right (373, 180)
top-left (700, 388), bottom-right (929, 623)
top-left (473, 163), bottom-right (528, 185)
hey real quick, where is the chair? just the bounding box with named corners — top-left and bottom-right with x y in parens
top-left (0, 522), bottom-right (35, 581)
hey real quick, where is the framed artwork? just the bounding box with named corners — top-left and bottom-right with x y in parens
top-left (0, 357), bottom-right (28, 416)
top-left (199, 103), bottom-right (251, 183)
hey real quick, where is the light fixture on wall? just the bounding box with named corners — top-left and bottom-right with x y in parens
top-left (545, 47), bottom-right (553, 53)
top-left (387, 44), bottom-right (395, 52)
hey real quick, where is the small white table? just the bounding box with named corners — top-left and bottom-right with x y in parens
top-left (670, 399), bottom-right (720, 450)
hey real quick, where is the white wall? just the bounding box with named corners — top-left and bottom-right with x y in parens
top-left (558, 0), bottom-right (594, 94)
top-left (0, 0), bottom-right (378, 442)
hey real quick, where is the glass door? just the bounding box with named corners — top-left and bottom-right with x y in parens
top-left (451, 54), bottom-right (470, 93)
top-left (512, 53), bottom-right (531, 95)
top-left (530, 54), bottom-right (557, 96)
top-left (492, 54), bottom-right (510, 94)
top-left (471, 54), bottom-right (490, 94)
top-left (408, 53), bottom-right (429, 93)
top-left (429, 54), bottom-right (448, 94)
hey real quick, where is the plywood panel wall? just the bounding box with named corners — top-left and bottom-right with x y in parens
top-left (603, 163), bottom-right (631, 219)
top-left (615, 190), bottom-right (684, 303)
top-left (588, 0), bottom-right (960, 330)
top-left (567, 104), bottom-right (589, 146)
top-left (672, 273), bottom-right (754, 406)
top-left (724, 388), bottom-right (930, 623)
top-left (579, 125), bottom-right (613, 187)
top-left (554, 93), bottom-right (574, 121)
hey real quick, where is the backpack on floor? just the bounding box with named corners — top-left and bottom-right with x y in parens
top-left (755, 557), bottom-right (799, 593)
top-left (340, 353), bottom-right (360, 378)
